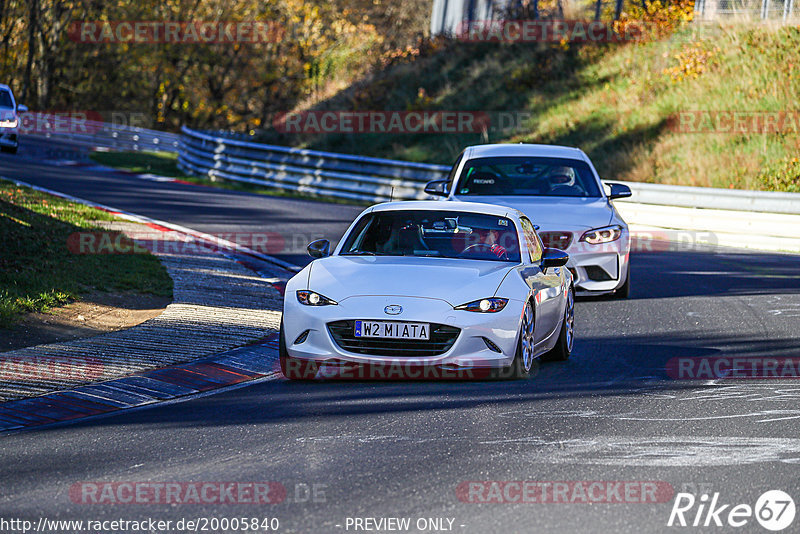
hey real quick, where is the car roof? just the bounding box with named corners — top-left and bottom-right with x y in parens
top-left (464, 143), bottom-right (587, 161)
top-left (0, 84), bottom-right (11, 92)
top-left (368, 200), bottom-right (525, 220)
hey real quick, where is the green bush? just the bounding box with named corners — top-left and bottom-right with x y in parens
top-left (757, 157), bottom-right (800, 193)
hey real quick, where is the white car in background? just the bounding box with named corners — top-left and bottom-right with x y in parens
top-left (280, 201), bottom-right (575, 381)
top-left (425, 144), bottom-right (632, 298)
top-left (0, 84), bottom-right (27, 154)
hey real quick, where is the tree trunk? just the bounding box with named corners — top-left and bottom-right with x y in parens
top-left (21, 0), bottom-right (38, 103)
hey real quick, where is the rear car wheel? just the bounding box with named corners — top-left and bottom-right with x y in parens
top-left (279, 321), bottom-right (316, 381)
top-left (1, 145), bottom-right (16, 154)
top-left (542, 285), bottom-right (574, 362)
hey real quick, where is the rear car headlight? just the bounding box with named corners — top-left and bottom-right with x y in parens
top-left (296, 290), bottom-right (337, 306)
top-left (580, 225), bottom-right (622, 245)
top-left (455, 298), bottom-right (508, 313)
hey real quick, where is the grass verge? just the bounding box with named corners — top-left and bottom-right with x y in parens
top-left (0, 180), bottom-right (173, 328)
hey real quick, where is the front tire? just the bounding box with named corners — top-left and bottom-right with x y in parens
top-left (612, 260), bottom-right (630, 299)
top-left (1, 145), bottom-right (16, 154)
top-left (279, 321), bottom-right (316, 381)
top-left (542, 285), bottom-right (574, 362)
top-left (497, 300), bottom-right (535, 379)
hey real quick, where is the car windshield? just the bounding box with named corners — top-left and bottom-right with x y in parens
top-left (341, 210), bottom-right (521, 262)
top-left (0, 90), bottom-right (13, 109)
top-left (456, 156), bottom-right (602, 197)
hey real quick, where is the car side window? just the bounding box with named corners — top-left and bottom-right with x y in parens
top-left (520, 217), bottom-right (543, 263)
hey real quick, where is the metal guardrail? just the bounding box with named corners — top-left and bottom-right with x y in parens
top-left (21, 117), bottom-right (181, 153)
top-left (21, 119), bottom-right (798, 214)
top-left (179, 126), bottom-right (800, 214)
top-left (612, 181), bottom-right (800, 215)
top-left (177, 126), bottom-right (449, 202)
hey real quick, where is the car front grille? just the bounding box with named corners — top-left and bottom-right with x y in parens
top-left (327, 320), bottom-right (460, 357)
top-left (539, 231), bottom-right (573, 250)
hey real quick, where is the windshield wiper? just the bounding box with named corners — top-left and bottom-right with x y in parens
top-left (343, 251), bottom-right (376, 256)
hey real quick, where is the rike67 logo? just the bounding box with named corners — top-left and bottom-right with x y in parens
top-left (668, 490), bottom-right (795, 531)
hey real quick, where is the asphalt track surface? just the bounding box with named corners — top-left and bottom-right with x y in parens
top-left (2, 138), bottom-right (800, 533)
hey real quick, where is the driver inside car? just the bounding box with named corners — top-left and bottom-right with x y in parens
top-left (546, 166), bottom-right (579, 195)
top-left (474, 228), bottom-right (507, 259)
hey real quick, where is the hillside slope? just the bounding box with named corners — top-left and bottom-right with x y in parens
top-left (266, 23), bottom-right (800, 191)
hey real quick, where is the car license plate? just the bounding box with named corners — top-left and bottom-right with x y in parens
top-left (354, 321), bottom-right (430, 340)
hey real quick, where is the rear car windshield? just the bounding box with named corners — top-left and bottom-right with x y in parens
top-left (340, 210), bottom-right (521, 263)
top-left (456, 156), bottom-right (602, 198)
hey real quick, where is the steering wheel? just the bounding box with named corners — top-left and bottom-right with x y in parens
top-left (461, 243), bottom-right (508, 260)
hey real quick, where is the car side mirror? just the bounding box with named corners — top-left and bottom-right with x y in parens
top-left (307, 239), bottom-right (330, 259)
top-left (16, 104), bottom-right (28, 113)
top-left (424, 179), bottom-right (449, 197)
top-left (607, 183), bottom-right (632, 200)
top-left (541, 248), bottom-right (569, 269)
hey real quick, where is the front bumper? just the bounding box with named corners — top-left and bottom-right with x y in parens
top-left (282, 295), bottom-right (525, 369)
top-left (562, 231), bottom-right (630, 294)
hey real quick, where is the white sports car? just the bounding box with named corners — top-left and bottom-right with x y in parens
top-left (280, 201), bottom-right (574, 381)
top-left (425, 144), bottom-right (632, 297)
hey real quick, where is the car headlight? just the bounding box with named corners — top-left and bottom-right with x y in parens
top-left (0, 118), bottom-right (18, 128)
top-left (580, 225), bottom-right (622, 244)
top-left (296, 290), bottom-right (337, 306)
top-left (454, 298), bottom-right (508, 313)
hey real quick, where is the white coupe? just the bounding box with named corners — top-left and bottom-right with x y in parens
top-left (280, 201), bottom-right (574, 380)
top-left (425, 144), bottom-right (632, 297)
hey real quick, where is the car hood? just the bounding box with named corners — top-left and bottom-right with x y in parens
top-left (307, 255), bottom-right (515, 306)
top-left (453, 195), bottom-right (614, 232)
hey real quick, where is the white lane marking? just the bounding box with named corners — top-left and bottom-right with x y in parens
top-left (499, 408), bottom-right (800, 423)
top-left (293, 435), bottom-right (800, 466)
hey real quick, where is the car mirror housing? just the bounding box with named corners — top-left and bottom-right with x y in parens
top-left (307, 239), bottom-right (330, 259)
top-left (424, 179), bottom-right (449, 197)
top-left (607, 182), bottom-right (632, 200)
top-left (16, 104), bottom-right (28, 113)
top-left (541, 248), bottom-right (569, 269)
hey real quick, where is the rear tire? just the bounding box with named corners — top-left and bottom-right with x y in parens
top-left (542, 285), bottom-right (574, 362)
top-left (279, 321), bottom-right (316, 381)
top-left (1, 145), bottom-right (16, 154)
